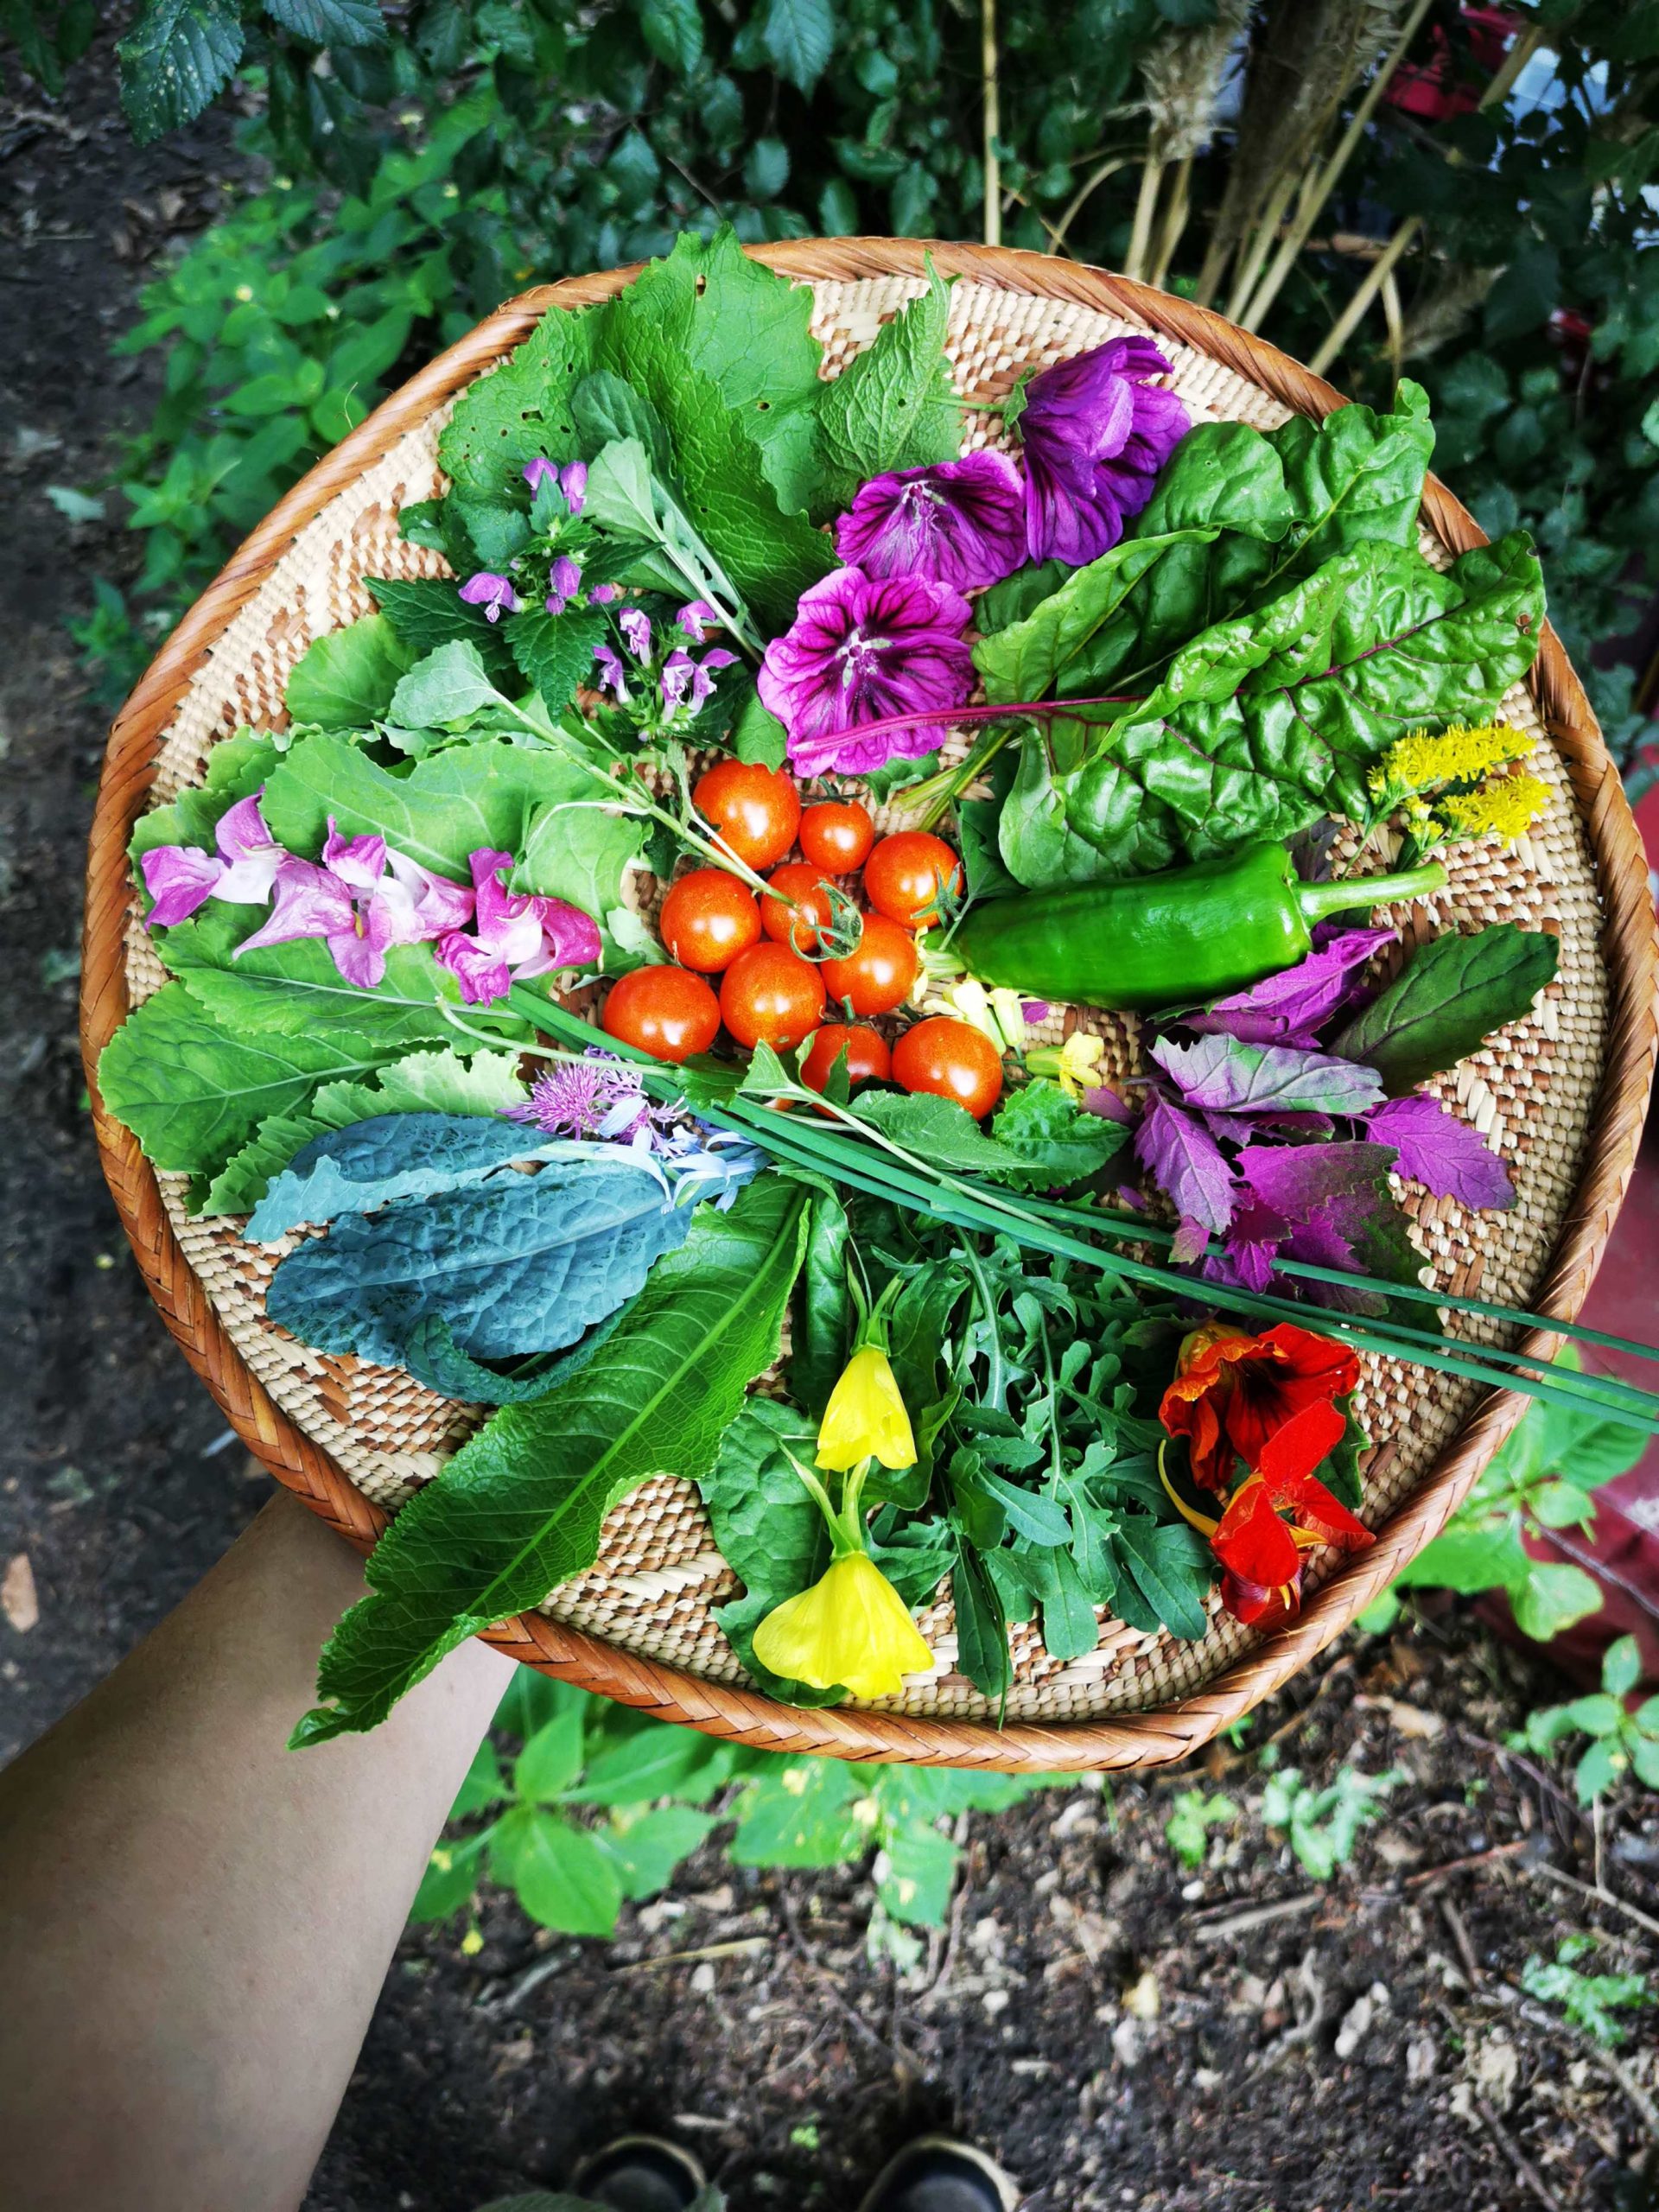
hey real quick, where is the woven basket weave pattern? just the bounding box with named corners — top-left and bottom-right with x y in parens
top-left (83, 243), bottom-right (1658, 1768)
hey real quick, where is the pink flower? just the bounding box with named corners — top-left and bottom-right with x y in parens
top-left (139, 790), bottom-right (285, 927)
top-left (757, 566), bottom-right (975, 779)
top-left (458, 572), bottom-right (520, 623)
top-left (433, 848), bottom-right (601, 1005)
top-left (233, 815), bottom-right (458, 990)
top-left (833, 451), bottom-right (1027, 590)
top-left (1015, 337), bottom-right (1188, 564)
top-left (677, 599), bottom-right (721, 643)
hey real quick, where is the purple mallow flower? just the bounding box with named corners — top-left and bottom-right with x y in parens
top-left (140, 789), bottom-right (286, 927)
top-left (758, 566), bottom-right (975, 779)
top-left (433, 848), bottom-right (601, 1006)
top-left (1015, 336), bottom-right (1188, 565)
top-left (233, 814), bottom-right (439, 992)
top-left (834, 451), bottom-right (1027, 591)
top-left (459, 572), bottom-right (521, 624)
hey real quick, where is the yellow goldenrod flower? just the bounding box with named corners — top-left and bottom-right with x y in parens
top-left (1382, 721), bottom-right (1532, 795)
top-left (1027, 1030), bottom-right (1105, 1097)
top-left (1434, 771), bottom-right (1550, 845)
top-left (816, 1344), bottom-right (917, 1471)
top-left (751, 1550), bottom-right (934, 1698)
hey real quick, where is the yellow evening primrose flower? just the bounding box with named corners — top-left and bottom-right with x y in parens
top-left (1433, 772), bottom-right (1550, 845)
top-left (1382, 720), bottom-right (1532, 794)
top-left (751, 1550), bottom-right (934, 1698)
top-left (816, 1344), bottom-right (917, 1471)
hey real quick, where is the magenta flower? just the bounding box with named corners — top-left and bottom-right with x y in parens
top-left (433, 848), bottom-right (601, 1006)
top-left (1015, 337), bottom-right (1188, 564)
top-left (458, 572), bottom-right (521, 624)
top-left (522, 458), bottom-right (587, 515)
top-left (757, 566), bottom-right (975, 779)
top-left (140, 790), bottom-right (284, 927)
top-left (523, 456), bottom-right (559, 493)
top-left (588, 582), bottom-right (621, 606)
top-left (594, 642), bottom-right (629, 701)
top-left (503, 1050), bottom-right (652, 1142)
top-left (620, 607), bottom-right (652, 660)
top-left (833, 451), bottom-right (1027, 590)
top-left (660, 645), bottom-right (736, 716)
top-left (677, 599), bottom-right (721, 644)
top-left (233, 815), bottom-right (441, 990)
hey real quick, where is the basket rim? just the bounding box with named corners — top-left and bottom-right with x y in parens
top-left (79, 238), bottom-right (1659, 1772)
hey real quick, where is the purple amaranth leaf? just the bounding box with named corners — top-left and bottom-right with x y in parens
top-left (1183, 925), bottom-right (1396, 1047)
top-left (1153, 1032), bottom-right (1385, 1117)
top-left (1366, 1093), bottom-right (1515, 1209)
top-left (1232, 1140), bottom-right (1403, 1314)
top-left (1134, 1095), bottom-right (1236, 1235)
top-left (1170, 1215), bottom-right (1211, 1264)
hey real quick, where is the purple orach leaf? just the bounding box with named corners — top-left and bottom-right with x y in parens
top-left (1170, 1215), bottom-right (1211, 1264)
top-left (1081, 1083), bottom-right (1133, 1125)
top-left (1135, 1095), bottom-right (1236, 1235)
top-left (1231, 1140), bottom-right (1402, 1313)
top-left (1153, 1032), bottom-right (1386, 1117)
top-left (1182, 925), bottom-right (1395, 1047)
top-left (1366, 1093), bottom-right (1515, 1209)
top-left (140, 843), bottom-right (224, 927)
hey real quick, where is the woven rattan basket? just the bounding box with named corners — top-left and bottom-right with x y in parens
top-left (81, 240), bottom-right (1659, 1771)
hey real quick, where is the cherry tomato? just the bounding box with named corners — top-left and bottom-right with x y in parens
top-left (817, 912), bottom-right (918, 1019)
top-left (892, 1017), bottom-right (1004, 1118)
top-left (658, 868), bottom-right (761, 973)
top-left (719, 943), bottom-right (827, 1051)
top-left (799, 798), bottom-right (875, 874)
top-left (800, 1024), bottom-right (893, 1095)
top-left (863, 831), bottom-right (965, 930)
top-left (601, 965), bottom-right (721, 1065)
top-left (693, 760), bottom-right (801, 872)
top-left (760, 861), bottom-right (838, 952)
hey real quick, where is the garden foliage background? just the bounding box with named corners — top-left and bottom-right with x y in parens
top-left (5, 0), bottom-right (1659, 786)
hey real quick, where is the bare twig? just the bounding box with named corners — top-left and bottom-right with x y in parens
top-left (610, 1936), bottom-right (769, 1974)
top-left (1526, 1858), bottom-right (1659, 1945)
top-left (777, 1887), bottom-right (913, 2069)
top-left (1193, 1892), bottom-right (1319, 1943)
top-left (1473, 2093), bottom-right (1567, 2212)
top-left (981, 0), bottom-right (1001, 249)
top-left (1440, 1894), bottom-right (1483, 1989)
top-left (1123, 156), bottom-right (1165, 284)
top-left (1405, 1837), bottom-right (1540, 1890)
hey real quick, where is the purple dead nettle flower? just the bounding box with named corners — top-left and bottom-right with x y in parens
top-left (758, 566), bottom-right (976, 779)
top-left (458, 572), bottom-right (521, 624)
top-left (834, 451), bottom-right (1027, 591)
top-left (593, 642), bottom-right (630, 701)
top-left (140, 789), bottom-right (285, 927)
top-left (660, 645), bottom-right (737, 716)
top-left (521, 456), bottom-right (588, 516)
top-left (588, 582), bottom-right (621, 606)
top-left (433, 847), bottom-right (601, 1006)
top-left (677, 599), bottom-right (721, 645)
top-left (619, 606), bottom-right (652, 660)
top-left (1015, 336), bottom-right (1188, 565)
top-left (234, 817), bottom-right (443, 990)
top-left (544, 552), bottom-right (584, 616)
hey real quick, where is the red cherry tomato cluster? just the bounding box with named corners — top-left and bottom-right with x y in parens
top-left (601, 766), bottom-right (1003, 1117)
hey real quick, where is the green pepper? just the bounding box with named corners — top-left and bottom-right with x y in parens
top-left (950, 844), bottom-right (1447, 1014)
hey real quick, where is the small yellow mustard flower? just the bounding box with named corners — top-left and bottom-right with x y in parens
top-left (1434, 771), bottom-right (1550, 845)
top-left (816, 1344), bottom-right (917, 1471)
top-left (751, 1551), bottom-right (934, 1699)
top-left (1382, 721), bottom-right (1532, 794)
top-left (460, 1927), bottom-right (484, 1956)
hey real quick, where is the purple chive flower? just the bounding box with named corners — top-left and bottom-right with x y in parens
top-left (1016, 337), bottom-right (1188, 565)
top-left (834, 451), bottom-right (1027, 591)
top-left (560, 460), bottom-right (588, 515)
top-left (619, 606), bottom-right (652, 660)
top-left (503, 1049), bottom-right (652, 1142)
top-left (459, 572), bottom-right (521, 624)
top-left (677, 599), bottom-right (721, 643)
top-left (588, 582), bottom-right (620, 606)
top-left (433, 848), bottom-right (601, 1006)
top-left (593, 643), bottom-right (629, 701)
top-left (757, 566), bottom-right (975, 779)
top-left (140, 789), bottom-right (285, 928)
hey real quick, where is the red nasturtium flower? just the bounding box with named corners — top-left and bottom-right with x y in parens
top-left (1158, 1322), bottom-right (1373, 1630)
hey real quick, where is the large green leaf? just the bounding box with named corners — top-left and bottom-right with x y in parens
top-left (698, 1397), bottom-right (844, 1706)
top-left (118, 0), bottom-right (243, 143)
top-left (285, 614), bottom-right (414, 729)
top-left (999, 531), bottom-right (1545, 886)
top-left (815, 262), bottom-right (961, 514)
top-left (97, 983), bottom-right (396, 1176)
top-left (1332, 923), bottom-right (1560, 1095)
top-left (437, 302), bottom-right (601, 499)
top-left (973, 531), bottom-right (1218, 706)
top-left (128, 731), bottom-right (282, 869)
top-left (292, 1176), bottom-right (811, 1742)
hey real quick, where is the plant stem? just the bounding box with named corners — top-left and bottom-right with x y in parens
top-left (1146, 151), bottom-right (1193, 292)
top-left (981, 0), bottom-right (1001, 248)
top-left (1223, 171), bottom-right (1295, 323)
top-left (1124, 155), bottom-right (1166, 283)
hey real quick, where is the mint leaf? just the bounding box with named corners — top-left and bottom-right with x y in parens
top-left (292, 1176), bottom-right (811, 1742)
top-left (1333, 924), bottom-right (1559, 1095)
top-left (816, 262), bottom-right (962, 512)
top-left (285, 614), bottom-right (414, 729)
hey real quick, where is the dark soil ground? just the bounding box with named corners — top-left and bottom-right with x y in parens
top-left (3, 33), bottom-right (1656, 2212)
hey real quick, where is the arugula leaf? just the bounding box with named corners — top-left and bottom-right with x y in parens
top-left (1332, 923), bottom-right (1560, 1095)
top-left (437, 302), bottom-right (599, 499)
top-left (815, 262), bottom-right (961, 515)
top-left (1112, 1516), bottom-right (1212, 1640)
top-left (266, 1149), bottom-right (695, 1373)
top-left (292, 1175), bottom-right (810, 1742)
top-left (990, 1080), bottom-right (1128, 1188)
top-left (97, 983), bottom-right (397, 1177)
top-left (129, 730), bottom-right (282, 868)
top-left (951, 1537), bottom-right (1013, 1700)
top-left (848, 1090), bottom-right (1041, 1180)
top-left (285, 614), bottom-right (414, 728)
top-left (999, 531), bottom-right (1545, 886)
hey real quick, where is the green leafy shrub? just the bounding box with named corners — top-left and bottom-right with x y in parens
top-left (414, 1670), bottom-right (1043, 1940)
top-left (1514, 1633), bottom-right (1659, 1803)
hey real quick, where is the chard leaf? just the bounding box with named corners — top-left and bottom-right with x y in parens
top-left (260, 731), bottom-right (607, 882)
top-left (1332, 923), bottom-right (1559, 1095)
top-left (973, 530), bottom-right (1219, 705)
top-left (1000, 531), bottom-right (1545, 887)
top-left (285, 614), bottom-right (414, 729)
top-left (814, 262), bottom-right (961, 514)
top-left (97, 983), bottom-right (396, 1176)
top-left (292, 1174), bottom-right (810, 1742)
top-left (264, 1148), bottom-right (692, 1367)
